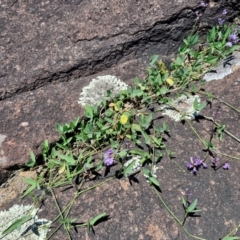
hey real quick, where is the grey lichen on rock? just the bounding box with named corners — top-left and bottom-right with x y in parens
top-left (78, 75), bottom-right (128, 106)
top-left (0, 134), bottom-right (7, 166)
top-left (0, 204), bottom-right (51, 240)
top-left (161, 95), bottom-right (201, 121)
top-left (203, 52), bottom-right (240, 81)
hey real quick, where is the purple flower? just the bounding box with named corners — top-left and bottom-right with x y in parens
top-left (187, 162), bottom-right (193, 169)
top-left (218, 18), bottom-right (225, 26)
top-left (195, 157), bottom-right (202, 167)
top-left (202, 162), bottom-right (208, 169)
top-left (186, 156), bottom-right (206, 174)
top-left (223, 162), bottom-right (230, 170)
top-left (103, 149), bottom-right (114, 166)
top-left (200, 1), bottom-right (208, 7)
top-left (106, 149), bottom-right (114, 155)
top-left (226, 42), bottom-right (233, 47)
top-left (229, 32), bottom-right (239, 44)
top-left (195, 11), bottom-right (203, 19)
top-left (222, 9), bottom-right (227, 15)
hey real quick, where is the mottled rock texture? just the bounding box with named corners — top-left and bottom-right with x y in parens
top-left (0, 0), bottom-right (239, 169)
top-left (1, 69), bottom-right (240, 239)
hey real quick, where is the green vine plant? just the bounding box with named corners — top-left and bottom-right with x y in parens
top-left (2, 3), bottom-right (240, 240)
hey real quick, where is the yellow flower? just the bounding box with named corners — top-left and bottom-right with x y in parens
top-left (109, 102), bottom-right (119, 111)
top-left (120, 114), bottom-right (128, 124)
top-left (58, 164), bottom-right (65, 174)
top-left (166, 78), bottom-right (174, 86)
top-left (157, 60), bottom-right (168, 74)
top-left (114, 104), bottom-right (119, 111)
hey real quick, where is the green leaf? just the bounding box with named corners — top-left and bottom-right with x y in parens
top-left (23, 177), bottom-right (37, 185)
top-left (149, 176), bottom-right (160, 187)
top-left (66, 165), bottom-right (73, 181)
top-left (2, 215), bottom-right (32, 236)
top-left (134, 77), bottom-right (140, 85)
top-left (203, 140), bottom-right (216, 150)
top-left (187, 199), bottom-right (198, 213)
top-left (205, 55), bottom-right (219, 64)
top-left (207, 26), bottom-right (216, 42)
top-left (119, 150), bottom-right (127, 158)
top-left (141, 130), bottom-right (151, 145)
top-left (131, 89), bottom-right (144, 97)
top-left (142, 167), bottom-right (150, 177)
top-left (149, 55), bottom-right (159, 66)
top-left (153, 136), bottom-right (162, 147)
top-left (129, 149), bottom-right (149, 158)
top-left (193, 98), bottom-right (206, 111)
top-left (124, 160), bottom-right (137, 177)
top-left (183, 39), bottom-right (189, 46)
top-left (30, 151), bottom-right (36, 163)
top-left (191, 34), bottom-right (199, 46)
top-left (155, 74), bottom-right (162, 84)
top-left (85, 105), bottom-right (94, 119)
top-left (162, 122), bottom-right (168, 132)
top-left (73, 117), bottom-right (80, 127)
top-left (217, 125), bottom-right (225, 142)
top-left (222, 237), bottom-right (240, 240)
top-left (58, 154), bottom-right (76, 166)
top-left (22, 181), bottom-right (37, 198)
top-left (87, 222), bottom-right (92, 232)
top-left (140, 113), bottom-right (153, 130)
top-left (89, 213), bottom-right (106, 226)
top-left (190, 209), bottom-right (202, 213)
top-left (181, 196), bottom-right (187, 208)
top-left (160, 86), bottom-right (168, 94)
top-left (26, 151), bottom-right (36, 168)
top-left (175, 55), bottom-right (184, 66)
top-left (131, 124), bottom-right (142, 132)
top-left (56, 123), bottom-right (64, 134)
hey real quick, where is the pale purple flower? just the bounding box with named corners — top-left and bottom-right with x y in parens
top-left (229, 32), bottom-right (239, 44)
top-left (186, 156), bottom-right (206, 174)
top-left (187, 162), bottom-right (193, 169)
top-left (223, 162), bottom-right (230, 170)
top-left (104, 149), bottom-right (114, 166)
top-left (202, 162), bottom-right (208, 168)
top-left (193, 167), bottom-right (198, 174)
top-left (218, 18), bottom-right (225, 26)
top-left (195, 11), bottom-right (203, 19)
top-left (200, 1), bottom-right (208, 7)
top-left (226, 42), bottom-right (233, 47)
top-left (222, 9), bottom-right (227, 15)
top-left (195, 157), bottom-right (202, 167)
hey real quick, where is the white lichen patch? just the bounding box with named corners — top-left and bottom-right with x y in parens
top-left (124, 155), bottom-right (142, 173)
top-left (78, 75), bottom-right (128, 106)
top-left (203, 52), bottom-right (240, 81)
top-left (0, 134), bottom-right (7, 165)
top-left (151, 165), bottom-right (158, 178)
top-left (161, 95), bottom-right (201, 121)
top-left (0, 204), bottom-right (51, 240)
top-left (144, 165), bottom-right (159, 183)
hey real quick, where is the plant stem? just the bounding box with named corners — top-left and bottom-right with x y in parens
top-left (153, 186), bottom-right (207, 240)
top-left (46, 177), bottom-right (114, 239)
top-left (204, 116), bottom-right (240, 143)
top-left (185, 119), bottom-right (207, 148)
top-left (50, 189), bottom-right (72, 240)
top-left (222, 222), bottom-right (240, 238)
top-left (212, 151), bottom-right (240, 161)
